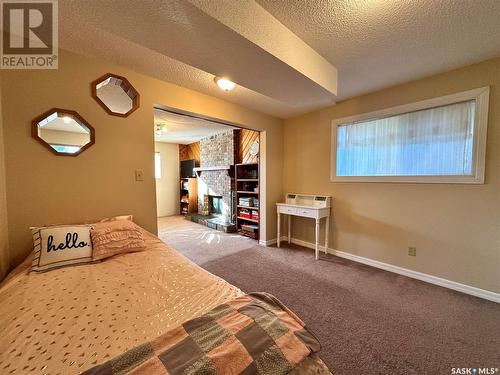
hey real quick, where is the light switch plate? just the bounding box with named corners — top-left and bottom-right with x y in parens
top-left (135, 169), bottom-right (144, 181)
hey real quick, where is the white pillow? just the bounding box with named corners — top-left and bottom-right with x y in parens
top-left (31, 224), bottom-right (95, 272)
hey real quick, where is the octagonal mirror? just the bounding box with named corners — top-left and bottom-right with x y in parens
top-left (91, 73), bottom-right (139, 117)
top-left (32, 108), bottom-right (95, 156)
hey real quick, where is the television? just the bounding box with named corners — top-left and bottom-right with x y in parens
top-left (180, 159), bottom-right (197, 178)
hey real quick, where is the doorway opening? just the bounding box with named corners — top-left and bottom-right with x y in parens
top-left (153, 107), bottom-right (263, 241)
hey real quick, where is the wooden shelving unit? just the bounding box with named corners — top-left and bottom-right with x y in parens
top-left (236, 216), bottom-right (259, 224)
top-left (180, 177), bottom-right (198, 215)
top-left (235, 163), bottom-right (259, 240)
top-left (237, 205), bottom-right (259, 210)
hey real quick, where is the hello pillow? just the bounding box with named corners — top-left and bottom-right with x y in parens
top-left (31, 224), bottom-right (95, 272)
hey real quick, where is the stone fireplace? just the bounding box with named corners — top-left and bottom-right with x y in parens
top-left (197, 170), bottom-right (233, 221)
top-left (193, 130), bottom-right (237, 229)
top-left (208, 195), bottom-right (223, 216)
top-left (200, 194), bottom-right (223, 216)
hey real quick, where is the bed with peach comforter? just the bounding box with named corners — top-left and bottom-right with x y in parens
top-left (0, 229), bottom-right (330, 374)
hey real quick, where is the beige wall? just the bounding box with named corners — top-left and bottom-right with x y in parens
top-left (283, 58), bottom-right (500, 293)
top-left (155, 142), bottom-right (180, 217)
top-left (0, 80), bottom-right (9, 279)
top-left (0, 49), bottom-right (283, 274)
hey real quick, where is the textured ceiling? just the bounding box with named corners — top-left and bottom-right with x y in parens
top-left (59, 19), bottom-right (295, 118)
top-left (257, 0), bottom-right (500, 101)
top-left (59, 0), bottom-right (337, 118)
top-left (154, 109), bottom-right (236, 144)
top-left (59, 0), bottom-right (500, 118)
top-left (188, 0), bottom-right (337, 95)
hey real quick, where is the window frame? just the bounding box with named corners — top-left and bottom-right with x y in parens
top-left (330, 87), bottom-right (490, 184)
top-left (154, 152), bottom-right (162, 179)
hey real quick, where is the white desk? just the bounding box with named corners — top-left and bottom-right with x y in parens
top-left (276, 194), bottom-right (332, 260)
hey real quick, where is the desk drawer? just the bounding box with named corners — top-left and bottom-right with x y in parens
top-left (296, 207), bottom-right (317, 218)
top-left (280, 206), bottom-right (297, 215)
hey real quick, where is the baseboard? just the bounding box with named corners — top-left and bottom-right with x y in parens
top-left (259, 238), bottom-right (277, 247)
top-left (270, 236), bottom-right (499, 303)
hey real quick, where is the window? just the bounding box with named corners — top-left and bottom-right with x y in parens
top-left (154, 152), bottom-right (161, 179)
top-left (331, 87), bottom-right (489, 183)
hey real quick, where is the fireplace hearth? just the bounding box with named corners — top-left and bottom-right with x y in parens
top-left (189, 213), bottom-right (236, 233)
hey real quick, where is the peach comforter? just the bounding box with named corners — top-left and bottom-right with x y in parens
top-left (0, 231), bottom-right (242, 374)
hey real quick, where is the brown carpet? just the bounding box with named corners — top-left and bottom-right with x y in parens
top-left (158, 216), bottom-right (500, 375)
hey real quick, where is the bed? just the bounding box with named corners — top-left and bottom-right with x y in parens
top-left (0, 228), bottom-right (330, 374)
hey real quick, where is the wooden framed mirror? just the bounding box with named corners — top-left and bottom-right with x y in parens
top-left (32, 108), bottom-right (95, 156)
top-left (91, 73), bottom-right (140, 117)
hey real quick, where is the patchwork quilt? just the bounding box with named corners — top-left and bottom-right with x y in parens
top-left (82, 293), bottom-right (328, 375)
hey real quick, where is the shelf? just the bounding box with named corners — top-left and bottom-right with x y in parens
top-left (237, 216), bottom-right (259, 224)
top-left (235, 162), bottom-right (259, 240)
top-left (180, 177), bottom-right (198, 215)
top-left (238, 230), bottom-right (258, 240)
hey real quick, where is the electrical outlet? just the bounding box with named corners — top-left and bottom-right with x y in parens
top-left (135, 169), bottom-right (144, 181)
top-left (408, 247), bottom-right (417, 256)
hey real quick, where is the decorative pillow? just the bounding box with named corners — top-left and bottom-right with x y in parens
top-left (90, 220), bottom-right (146, 261)
top-left (31, 224), bottom-right (94, 272)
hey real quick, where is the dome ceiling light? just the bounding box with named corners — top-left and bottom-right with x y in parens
top-left (214, 77), bottom-right (236, 92)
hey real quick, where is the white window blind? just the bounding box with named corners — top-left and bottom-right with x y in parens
top-left (331, 87), bottom-right (489, 184)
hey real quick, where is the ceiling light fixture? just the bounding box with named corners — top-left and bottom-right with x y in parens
top-left (155, 123), bottom-right (167, 138)
top-left (214, 77), bottom-right (236, 92)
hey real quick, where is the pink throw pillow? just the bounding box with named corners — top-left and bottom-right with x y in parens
top-left (91, 220), bottom-right (146, 261)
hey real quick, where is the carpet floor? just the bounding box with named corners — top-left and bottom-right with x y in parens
top-left (158, 216), bottom-right (500, 375)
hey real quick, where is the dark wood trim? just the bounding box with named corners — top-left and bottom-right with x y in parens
top-left (91, 73), bottom-right (140, 117)
top-left (31, 108), bottom-right (95, 157)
